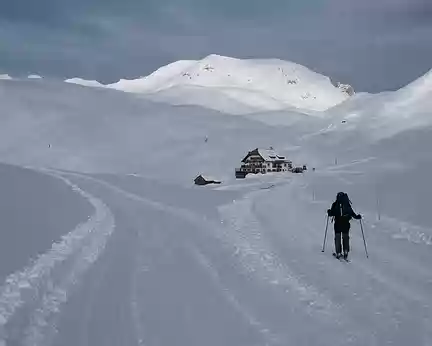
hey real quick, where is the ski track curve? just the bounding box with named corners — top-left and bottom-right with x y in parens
top-left (61, 171), bottom-right (281, 345)
top-left (0, 169), bottom-right (115, 346)
top-left (66, 172), bottom-right (372, 345)
top-left (62, 171), bottom-right (346, 323)
top-left (58, 173), bottom-right (360, 345)
top-left (39, 169), bottom-right (426, 345)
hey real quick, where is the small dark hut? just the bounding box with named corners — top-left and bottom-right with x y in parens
top-left (194, 174), bottom-right (222, 186)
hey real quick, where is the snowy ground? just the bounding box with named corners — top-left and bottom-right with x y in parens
top-left (0, 61), bottom-right (432, 345)
top-left (1, 166), bottom-right (430, 346)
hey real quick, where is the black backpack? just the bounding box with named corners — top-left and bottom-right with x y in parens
top-left (335, 192), bottom-right (353, 221)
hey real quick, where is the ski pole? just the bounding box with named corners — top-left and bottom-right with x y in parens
top-left (322, 215), bottom-right (329, 252)
top-left (359, 219), bottom-right (369, 258)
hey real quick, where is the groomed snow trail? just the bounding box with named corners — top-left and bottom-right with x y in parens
top-left (0, 170), bottom-right (115, 346)
top-left (47, 172), bottom-right (373, 346)
top-left (2, 168), bottom-right (430, 346)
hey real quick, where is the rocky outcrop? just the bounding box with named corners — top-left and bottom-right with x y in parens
top-left (336, 82), bottom-right (355, 96)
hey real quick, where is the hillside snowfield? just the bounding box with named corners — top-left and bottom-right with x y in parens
top-left (65, 77), bottom-right (105, 88)
top-left (313, 68), bottom-right (432, 141)
top-left (0, 62), bottom-right (432, 346)
top-left (27, 75), bottom-right (43, 79)
top-left (67, 55), bottom-right (352, 114)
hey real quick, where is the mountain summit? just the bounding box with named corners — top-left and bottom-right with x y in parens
top-left (67, 55), bottom-right (353, 114)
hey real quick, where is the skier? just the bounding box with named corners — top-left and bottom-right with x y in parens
top-left (327, 192), bottom-right (361, 259)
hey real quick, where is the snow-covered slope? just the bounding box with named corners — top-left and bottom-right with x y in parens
top-left (1, 67), bottom-right (431, 180)
top-left (108, 55), bottom-right (351, 113)
top-left (66, 55), bottom-right (352, 114)
top-left (0, 79), bottom-right (302, 182)
top-left (27, 75), bottom-right (43, 79)
top-left (0, 74), bottom-right (12, 80)
top-left (1, 66), bottom-right (432, 346)
top-left (65, 78), bottom-right (105, 88)
top-left (387, 68), bottom-right (432, 113)
top-left (301, 67), bottom-right (432, 142)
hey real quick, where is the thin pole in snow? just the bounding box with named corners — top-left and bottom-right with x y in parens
top-left (376, 195), bottom-right (381, 221)
top-left (359, 219), bottom-right (369, 258)
top-left (322, 215), bottom-right (329, 252)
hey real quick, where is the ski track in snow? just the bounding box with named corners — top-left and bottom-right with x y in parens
top-left (0, 169), bottom-right (115, 346)
top-left (130, 255), bottom-right (147, 346)
top-left (61, 172), bottom-right (280, 344)
top-left (188, 245), bottom-right (281, 346)
top-left (60, 171), bottom-right (357, 344)
top-left (15, 169), bottom-right (430, 345)
top-left (72, 172), bottom-right (280, 346)
top-left (57, 171), bottom-right (209, 227)
top-left (217, 193), bottom-right (345, 321)
top-left (62, 171), bottom-right (345, 322)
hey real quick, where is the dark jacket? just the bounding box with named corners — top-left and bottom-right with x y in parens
top-left (328, 201), bottom-right (361, 232)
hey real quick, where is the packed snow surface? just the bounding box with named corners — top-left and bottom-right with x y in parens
top-left (0, 60), bottom-right (432, 346)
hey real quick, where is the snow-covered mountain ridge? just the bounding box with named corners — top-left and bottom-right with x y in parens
top-left (65, 54), bottom-right (353, 114)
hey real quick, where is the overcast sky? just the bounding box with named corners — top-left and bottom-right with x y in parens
top-left (0, 0), bottom-right (431, 92)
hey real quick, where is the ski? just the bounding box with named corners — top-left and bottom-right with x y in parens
top-left (332, 252), bottom-right (341, 260)
top-left (332, 253), bottom-right (350, 262)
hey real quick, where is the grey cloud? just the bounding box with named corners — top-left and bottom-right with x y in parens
top-left (0, 0), bottom-right (431, 92)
